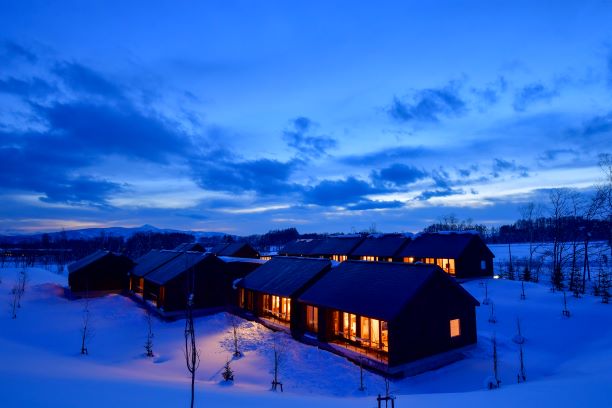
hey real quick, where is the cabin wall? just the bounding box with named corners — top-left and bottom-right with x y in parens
top-left (389, 276), bottom-right (477, 366)
top-left (456, 239), bottom-right (494, 278)
top-left (69, 256), bottom-right (132, 292)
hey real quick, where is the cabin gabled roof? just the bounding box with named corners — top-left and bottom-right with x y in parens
top-left (145, 252), bottom-right (222, 285)
top-left (218, 256), bottom-right (268, 265)
top-left (299, 261), bottom-right (477, 321)
top-left (68, 250), bottom-right (110, 274)
top-left (210, 242), bottom-right (258, 257)
top-left (131, 250), bottom-right (183, 278)
top-left (279, 239), bottom-right (323, 256)
top-left (239, 256), bottom-right (331, 298)
top-left (311, 236), bottom-right (365, 256)
top-left (173, 242), bottom-right (205, 252)
top-left (350, 235), bottom-right (411, 258)
top-left (397, 233), bottom-right (494, 259)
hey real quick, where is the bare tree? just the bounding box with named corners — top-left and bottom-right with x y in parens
top-left (488, 302), bottom-right (497, 324)
top-left (488, 334), bottom-right (501, 389)
top-left (519, 203), bottom-right (543, 282)
top-left (358, 356), bottom-right (366, 391)
top-left (184, 294), bottom-right (200, 408)
top-left (562, 291), bottom-right (571, 318)
top-left (10, 270), bottom-right (27, 319)
top-left (517, 343), bottom-right (526, 383)
top-left (549, 189), bottom-right (571, 291)
top-left (271, 334), bottom-right (285, 392)
top-left (144, 310), bottom-right (154, 358)
top-left (81, 297), bottom-right (92, 355)
top-left (228, 314), bottom-right (243, 358)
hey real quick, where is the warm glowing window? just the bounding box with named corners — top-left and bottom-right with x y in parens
top-left (450, 319), bottom-right (461, 337)
top-left (331, 255), bottom-right (347, 262)
top-left (342, 312), bottom-right (357, 340)
top-left (266, 295), bottom-right (291, 321)
top-left (238, 288), bottom-right (245, 308)
top-left (159, 286), bottom-right (165, 302)
top-left (306, 305), bottom-right (318, 333)
top-left (260, 256), bottom-right (272, 261)
top-left (381, 321), bottom-right (388, 351)
top-left (361, 256), bottom-right (378, 262)
top-left (138, 278), bottom-right (144, 292)
top-left (360, 316), bottom-right (370, 341)
top-left (425, 258), bottom-right (435, 265)
top-left (403, 257), bottom-right (415, 263)
top-left (436, 258), bottom-right (456, 275)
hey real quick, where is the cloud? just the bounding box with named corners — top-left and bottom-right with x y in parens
top-left (34, 101), bottom-right (191, 163)
top-left (346, 200), bottom-right (404, 211)
top-left (471, 76), bottom-right (508, 108)
top-left (414, 187), bottom-right (464, 201)
top-left (491, 158), bottom-right (529, 177)
top-left (341, 146), bottom-right (432, 166)
top-left (53, 61), bottom-right (125, 99)
top-left (537, 148), bottom-right (578, 162)
top-left (513, 82), bottom-right (559, 112)
top-left (303, 177), bottom-right (382, 206)
top-left (191, 155), bottom-right (299, 196)
top-left (388, 82), bottom-right (467, 123)
top-left (0, 41), bottom-right (37, 63)
top-left (581, 111), bottom-right (612, 137)
top-left (0, 76), bottom-right (56, 98)
top-left (0, 142), bottom-right (123, 206)
top-left (371, 163), bottom-right (428, 187)
top-left (282, 117), bottom-right (337, 158)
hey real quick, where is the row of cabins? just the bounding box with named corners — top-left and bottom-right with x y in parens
top-left (236, 257), bottom-right (479, 376)
top-left (67, 233), bottom-right (487, 376)
top-left (280, 232), bottom-right (495, 279)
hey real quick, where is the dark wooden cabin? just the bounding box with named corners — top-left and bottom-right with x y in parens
top-left (348, 234), bottom-right (411, 262)
top-left (278, 239), bottom-right (323, 257)
top-left (279, 236), bottom-right (364, 262)
top-left (141, 252), bottom-right (263, 312)
top-left (68, 250), bottom-right (134, 294)
top-left (209, 242), bottom-right (260, 259)
top-left (297, 261), bottom-right (479, 376)
top-left (128, 250), bottom-right (182, 295)
top-left (236, 257), bottom-right (331, 331)
top-left (398, 232), bottom-right (494, 278)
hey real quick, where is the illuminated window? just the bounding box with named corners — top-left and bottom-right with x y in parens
top-left (306, 305), bottom-right (318, 333)
top-left (425, 258), bottom-right (435, 265)
top-left (481, 260), bottom-right (486, 270)
top-left (381, 321), bottom-right (388, 351)
top-left (332, 255), bottom-right (348, 262)
top-left (239, 288), bottom-right (245, 308)
top-left (450, 319), bottom-right (461, 338)
top-left (267, 295), bottom-right (291, 322)
top-left (361, 256), bottom-right (377, 262)
top-left (342, 312), bottom-right (357, 340)
top-left (360, 316), bottom-right (370, 341)
top-left (436, 258), bottom-right (456, 275)
top-left (403, 257), bottom-right (414, 263)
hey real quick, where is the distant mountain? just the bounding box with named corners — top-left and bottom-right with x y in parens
top-left (0, 225), bottom-right (230, 243)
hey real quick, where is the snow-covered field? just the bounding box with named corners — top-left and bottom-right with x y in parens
top-left (0, 266), bottom-right (610, 407)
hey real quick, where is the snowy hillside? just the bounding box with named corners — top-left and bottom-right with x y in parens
top-left (0, 266), bottom-right (610, 407)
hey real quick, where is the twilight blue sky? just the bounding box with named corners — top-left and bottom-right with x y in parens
top-left (0, 1), bottom-right (611, 234)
